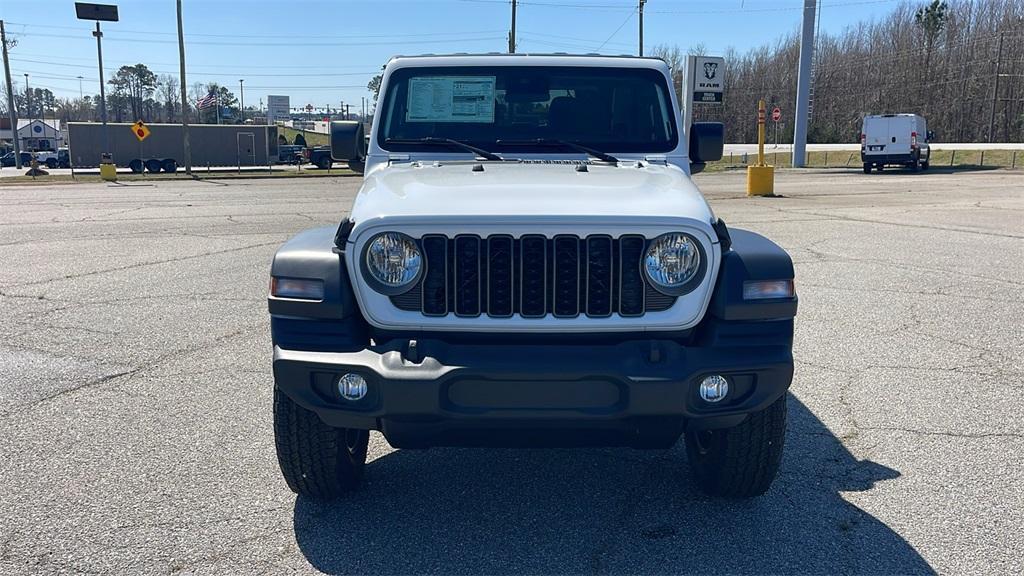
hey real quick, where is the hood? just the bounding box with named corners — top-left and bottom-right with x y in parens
top-left (349, 161), bottom-right (714, 228)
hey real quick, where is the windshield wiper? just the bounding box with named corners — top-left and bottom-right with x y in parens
top-left (495, 138), bottom-right (619, 163)
top-left (385, 137), bottom-right (505, 161)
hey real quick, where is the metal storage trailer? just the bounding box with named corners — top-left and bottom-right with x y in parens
top-left (67, 123), bottom-right (280, 170)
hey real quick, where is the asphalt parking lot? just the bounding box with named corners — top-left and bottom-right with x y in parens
top-left (1, 166), bottom-right (1022, 574)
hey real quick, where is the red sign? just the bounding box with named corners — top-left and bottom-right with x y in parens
top-left (772, 107), bottom-right (782, 122)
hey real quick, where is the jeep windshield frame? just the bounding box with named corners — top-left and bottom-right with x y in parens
top-left (376, 65), bottom-right (679, 156)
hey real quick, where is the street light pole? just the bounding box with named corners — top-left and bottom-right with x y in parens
top-left (93, 21), bottom-right (110, 161)
top-left (77, 75), bottom-right (83, 99)
top-left (239, 79), bottom-right (244, 124)
top-left (75, 3), bottom-right (118, 164)
top-left (638, 0), bottom-right (646, 57)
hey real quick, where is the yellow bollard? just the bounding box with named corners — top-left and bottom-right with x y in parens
top-left (100, 163), bottom-right (117, 182)
top-left (747, 99), bottom-right (775, 196)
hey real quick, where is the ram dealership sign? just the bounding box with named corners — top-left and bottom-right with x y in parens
top-left (691, 56), bottom-right (725, 104)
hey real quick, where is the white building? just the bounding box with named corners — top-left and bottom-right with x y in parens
top-left (18, 119), bottom-right (64, 151)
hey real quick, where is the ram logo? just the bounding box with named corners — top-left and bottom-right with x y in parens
top-left (703, 62), bottom-right (718, 80)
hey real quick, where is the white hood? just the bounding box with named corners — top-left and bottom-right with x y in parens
top-left (349, 161), bottom-right (715, 232)
top-left (344, 160), bottom-right (722, 333)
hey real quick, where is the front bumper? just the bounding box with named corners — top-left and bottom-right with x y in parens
top-left (273, 339), bottom-right (793, 448)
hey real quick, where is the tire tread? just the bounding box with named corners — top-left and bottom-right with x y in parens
top-left (686, 395), bottom-right (788, 498)
top-left (273, 387), bottom-right (366, 499)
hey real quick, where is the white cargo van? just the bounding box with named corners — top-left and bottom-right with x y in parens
top-left (860, 114), bottom-right (932, 173)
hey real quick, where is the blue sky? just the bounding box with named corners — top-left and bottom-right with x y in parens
top-left (1, 0), bottom-right (906, 113)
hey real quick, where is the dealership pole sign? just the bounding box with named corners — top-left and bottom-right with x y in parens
top-left (691, 56), bottom-right (725, 104)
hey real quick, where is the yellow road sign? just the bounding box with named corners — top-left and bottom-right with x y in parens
top-left (131, 120), bottom-right (151, 142)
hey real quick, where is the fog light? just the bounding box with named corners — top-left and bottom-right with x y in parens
top-left (699, 375), bottom-right (729, 403)
top-left (337, 373), bottom-right (367, 401)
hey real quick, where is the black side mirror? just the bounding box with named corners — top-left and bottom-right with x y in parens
top-left (689, 122), bottom-right (724, 174)
top-left (330, 121), bottom-right (366, 174)
top-left (927, 130), bottom-right (935, 141)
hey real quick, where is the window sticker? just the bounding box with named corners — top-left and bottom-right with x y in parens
top-left (406, 76), bottom-right (496, 123)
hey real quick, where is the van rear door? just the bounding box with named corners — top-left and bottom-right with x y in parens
top-left (888, 116), bottom-right (913, 155)
top-left (863, 116), bottom-right (889, 153)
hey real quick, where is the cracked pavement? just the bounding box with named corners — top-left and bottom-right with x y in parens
top-left (1, 168), bottom-right (1022, 574)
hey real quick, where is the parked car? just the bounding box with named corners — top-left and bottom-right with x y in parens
top-left (267, 54), bottom-right (798, 500)
top-left (308, 146), bottom-right (334, 169)
top-left (861, 113), bottom-right (932, 173)
top-left (33, 147), bottom-right (71, 169)
top-left (278, 144), bottom-right (307, 165)
top-left (0, 151), bottom-right (34, 167)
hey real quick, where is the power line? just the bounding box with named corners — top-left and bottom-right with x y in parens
top-left (15, 31), bottom-right (507, 48)
top-left (596, 6), bottom-right (637, 52)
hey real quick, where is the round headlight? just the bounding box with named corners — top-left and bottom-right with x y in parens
top-left (364, 232), bottom-right (422, 293)
top-left (644, 233), bottom-right (702, 294)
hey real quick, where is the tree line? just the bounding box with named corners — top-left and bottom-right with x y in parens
top-left (0, 63), bottom-right (245, 125)
top-left (661, 0), bottom-right (1022, 143)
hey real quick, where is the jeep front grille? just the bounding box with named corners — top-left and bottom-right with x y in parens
top-left (389, 235), bottom-right (676, 318)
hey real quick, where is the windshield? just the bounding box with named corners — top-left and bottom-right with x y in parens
top-left (377, 65), bottom-right (678, 155)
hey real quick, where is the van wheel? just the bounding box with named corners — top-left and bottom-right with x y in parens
top-left (921, 159), bottom-right (929, 170)
top-left (274, 386), bottom-right (368, 499)
top-left (862, 163), bottom-right (871, 174)
top-left (128, 159), bottom-right (144, 174)
top-left (316, 156), bottom-right (332, 170)
top-left (45, 158), bottom-right (58, 169)
top-left (685, 394), bottom-right (788, 498)
top-left (144, 159), bottom-right (162, 173)
top-left (875, 164), bottom-right (884, 172)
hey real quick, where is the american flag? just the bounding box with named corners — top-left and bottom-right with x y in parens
top-left (196, 92), bottom-right (217, 109)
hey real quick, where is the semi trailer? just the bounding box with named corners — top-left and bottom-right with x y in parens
top-left (67, 122), bottom-right (280, 172)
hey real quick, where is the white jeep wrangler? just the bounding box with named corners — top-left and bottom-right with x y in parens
top-left (268, 54), bottom-right (798, 499)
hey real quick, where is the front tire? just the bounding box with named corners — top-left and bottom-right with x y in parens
top-left (862, 163), bottom-right (871, 174)
top-left (685, 394), bottom-right (787, 498)
top-left (273, 386), bottom-right (369, 499)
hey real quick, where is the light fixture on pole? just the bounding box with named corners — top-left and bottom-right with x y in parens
top-left (74, 2), bottom-right (118, 165)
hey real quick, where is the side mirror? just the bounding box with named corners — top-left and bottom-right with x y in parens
top-left (689, 122), bottom-right (724, 173)
top-left (330, 121), bottom-right (366, 174)
top-left (927, 130), bottom-right (935, 141)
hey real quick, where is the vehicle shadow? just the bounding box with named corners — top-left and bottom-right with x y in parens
top-left (292, 395), bottom-right (934, 574)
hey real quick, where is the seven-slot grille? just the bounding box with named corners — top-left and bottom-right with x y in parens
top-left (389, 234), bottom-right (677, 318)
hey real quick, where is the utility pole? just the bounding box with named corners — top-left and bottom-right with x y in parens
top-left (987, 31), bottom-right (1004, 143)
top-left (638, 0), bottom-right (646, 57)
top-left (1, 20), bottom-right (23, 169)
top-left (23, 73), bottom-right (30, 121)
top-left (77, 75), bottom-right (84, 99)
top-left (791, 0), bottom-right (816, 168)
top-left (239, 79), bottom-right (244, 124)
top-left (508, 0), bottom-right (517, 54)
top-left (176, 0), bottom-right (192, 175)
